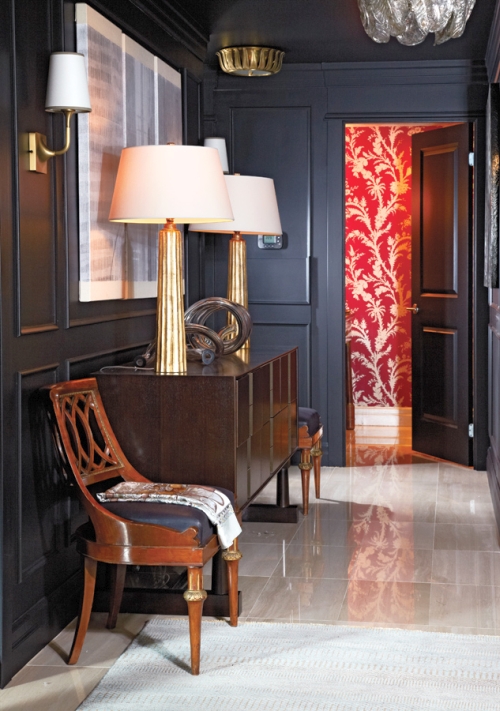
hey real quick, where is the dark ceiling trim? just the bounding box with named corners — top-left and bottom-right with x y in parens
top-left (213, 59), bottom-right (487, 93)
top-left (321, 59), bottom-right (487, 85)
top-left (324, 110), bottom-right (485, 120)
top-left (88, 0), bottom-right (207, 77)
top-left (129, 0), bottom-right (208, 59)
top-left (486, 0), bottom-right (500, 82)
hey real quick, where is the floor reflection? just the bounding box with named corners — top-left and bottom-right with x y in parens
top-left (246, 429), bottom-right (499, 631)
top-left (346, 425), bottom-right (438, 466)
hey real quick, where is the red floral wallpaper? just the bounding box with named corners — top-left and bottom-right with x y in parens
top-left (345, 124), bottom-right (442, 408)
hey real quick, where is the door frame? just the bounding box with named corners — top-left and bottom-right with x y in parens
top-left (326, 112), bottom-right (488, 470)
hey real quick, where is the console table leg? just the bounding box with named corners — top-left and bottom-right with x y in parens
top-left (210, 549), bottom-right (228, 595)
top-left (243, 466), bottom-right (298, 523)
top-left (276, 467), bottom-right (290, 507)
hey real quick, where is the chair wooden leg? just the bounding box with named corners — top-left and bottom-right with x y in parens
top-left (299, 448), bottom-right (313, 516)
top-left (68, 556), bottom-right (97, 665)
top-left (183, 567), bottom-right (207, 675)
top-left (311, 438), bottom-right (323, 500)
top-left (107, 564), bottom-right (126, 629)
top-left (223, 541), bottom-right (242, 627)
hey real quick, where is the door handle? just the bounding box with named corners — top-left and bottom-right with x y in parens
top-left (406, 304), bottom-right (419, 314)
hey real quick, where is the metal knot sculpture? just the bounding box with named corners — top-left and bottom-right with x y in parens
top-left (134, 299), bottom-right (252, 367)
top-left (184, 298), bottom-right (252, 363)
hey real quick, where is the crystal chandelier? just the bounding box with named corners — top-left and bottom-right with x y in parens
top-left (357, 0), bottom-right (476, 46)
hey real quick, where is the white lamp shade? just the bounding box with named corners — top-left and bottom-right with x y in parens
top-left (109, 145), bottom-right (234, 224)
top-left (189, 175), bottom-right (282, 235)
top-left (45, 52), bottom-right (91, 112)
top-left (204, 137), bottom-right (229, 173)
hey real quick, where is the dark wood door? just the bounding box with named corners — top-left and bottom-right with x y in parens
top-left (411, 123), bottom-right (472, 465)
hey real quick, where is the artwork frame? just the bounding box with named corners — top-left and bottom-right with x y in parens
top-left (484, 83), bottom-right (500, 289)
top-left (75, 3), bottom-right (183, 302)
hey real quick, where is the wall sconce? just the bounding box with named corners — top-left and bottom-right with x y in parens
top-left (29, 52), bottom-right (91, 174)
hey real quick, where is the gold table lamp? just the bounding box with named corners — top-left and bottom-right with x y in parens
top-left (109, 145), bottom-right (233, 374)
top-left (189, 174), bottom-right (282, 345)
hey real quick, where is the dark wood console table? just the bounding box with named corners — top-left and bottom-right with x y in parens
top-left (96, 347), bottom-right (298, 511)
top-left (93, 348), bottom-right (298, 617)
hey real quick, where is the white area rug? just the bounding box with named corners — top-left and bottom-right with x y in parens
top-left (78, 619), bottom-right (500, 710)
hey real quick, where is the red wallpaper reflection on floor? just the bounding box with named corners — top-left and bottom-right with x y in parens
top-left (345, 124), bottom-right (449, 407)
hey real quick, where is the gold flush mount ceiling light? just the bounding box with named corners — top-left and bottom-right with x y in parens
top-left (217, 46), bottom-right (285, 76)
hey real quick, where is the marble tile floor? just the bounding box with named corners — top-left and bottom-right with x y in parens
top-left (345, 427), bottom-right (460, 466)
top-left (2, 459), bottom-right (500, 710)
top-left (348, 424), bottom-right (413, 446)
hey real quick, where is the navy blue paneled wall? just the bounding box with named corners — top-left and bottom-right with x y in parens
top-left (0, 0), bottom-right (204, 686)
top-left (203, 60), bottom-right (489, 469)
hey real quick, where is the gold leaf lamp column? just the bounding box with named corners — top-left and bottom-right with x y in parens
top-left (109, 144), bottom-right (234, 375)
top-left (155, 219), bottom-right (186, 374)
top-left (227, 231), bottom-right (248, 309)
top-left (189, 173), bottom-right (282, 353)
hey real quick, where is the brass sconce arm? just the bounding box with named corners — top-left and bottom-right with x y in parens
top-left (28, 108), bottom-right (75, 174)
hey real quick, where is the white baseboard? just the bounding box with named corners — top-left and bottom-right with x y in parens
top-left (355, 406), bottom-right (411, 427)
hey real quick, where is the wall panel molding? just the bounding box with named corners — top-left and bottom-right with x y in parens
top-left (20, 324), bottom-right (59, 335)
top-left (68, 308), bottom-right (156, 329)
top-left (16, 363), bottom-right (60, 586)
top-left (247, 258), bottom-right (310, 305)
top-left (66, 342), bottom-right (150, 380)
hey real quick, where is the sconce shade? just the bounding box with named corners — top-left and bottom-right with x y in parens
top-left (189, 175), bottom-right (282, 235)
top-left (45, 52), bottom-right (91, 112)
top-left (204, 137), bottom-right (229, 173)
top-left (109, 145), bottom-right (234, 224)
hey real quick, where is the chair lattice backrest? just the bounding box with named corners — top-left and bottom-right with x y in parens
top-left (47, 378), bottom-right (128, 488)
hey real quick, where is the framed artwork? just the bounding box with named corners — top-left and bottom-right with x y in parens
top-left (485, 83), bottom-right (500, 289)
top-left (75, 4), bottom-right (182, 301)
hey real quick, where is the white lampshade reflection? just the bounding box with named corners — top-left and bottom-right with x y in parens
top-left (45, 52), bottom-right (91, 112)
top-left (204, 137), bottom-right (229, 173)
top-left (189, 174), bottom-right (281, 235)
top-left (109, 145), bottom-right (234, 224)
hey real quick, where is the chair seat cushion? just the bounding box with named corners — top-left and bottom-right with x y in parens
top-left (101, 487), bottom-right (235, 546)
top-left (298, 407), bottom-right (321, 437)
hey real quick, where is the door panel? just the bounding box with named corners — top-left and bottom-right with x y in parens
top-left (412, 124), bottom-right (471, 465)
top-left (421, 328), bottom-right (457, 424)
top-left (421, 149), bottom-right (457, 294)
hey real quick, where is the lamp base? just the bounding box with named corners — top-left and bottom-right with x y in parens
top-left (227, 231), bottom-right (250, 348)
top-left (227, 232), bottom-right (247, 308)
top-left (156, 220), bottom-right (187, 374)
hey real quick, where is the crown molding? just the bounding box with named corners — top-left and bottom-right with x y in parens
top-left (129, 0), bottom-right (208, 59)
top-left (90, 0), bottom-right (208, 76)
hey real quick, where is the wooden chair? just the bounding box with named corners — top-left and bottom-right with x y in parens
top-left (297, 407), bottom-right (323, 516)
top-left (44, 377), bottom-right (241, 675)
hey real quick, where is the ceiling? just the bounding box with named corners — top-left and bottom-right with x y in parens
top-left (171, 0), bottom-right (498, 66)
